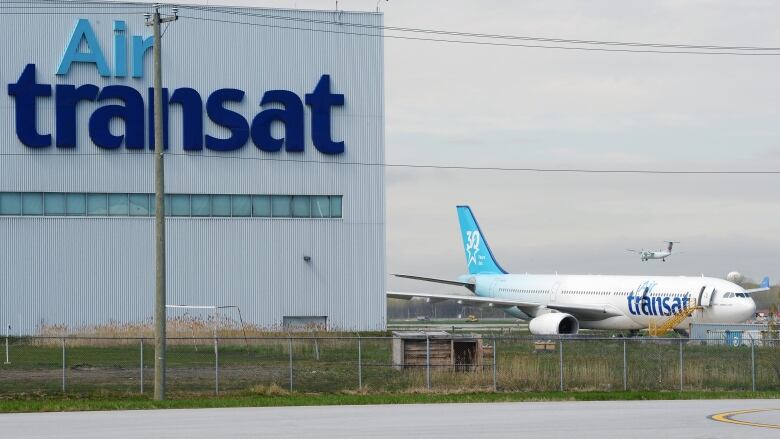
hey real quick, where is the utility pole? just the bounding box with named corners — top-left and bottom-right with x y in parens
top-left (145, 4), bottom-right (177, 401)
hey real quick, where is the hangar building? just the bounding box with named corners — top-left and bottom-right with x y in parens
top-left (0, 2), bottom-right (385, 332)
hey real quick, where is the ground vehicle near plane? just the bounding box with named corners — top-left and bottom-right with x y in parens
top-left (388, 206), bottom-right (768, 336)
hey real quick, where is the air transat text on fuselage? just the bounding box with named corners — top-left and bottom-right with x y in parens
top-left (626, 281), bottom-right (691, 316)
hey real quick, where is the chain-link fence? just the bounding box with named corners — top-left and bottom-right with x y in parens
top-left (1, 335), bottom-right (779, 397)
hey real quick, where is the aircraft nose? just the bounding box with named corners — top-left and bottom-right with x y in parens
top-left (745, 299), bottom-right (757, 321)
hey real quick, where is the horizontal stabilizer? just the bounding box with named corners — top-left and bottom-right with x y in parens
top-left (388, 291), bottom-right (518, 307)
top-left (393, 274), bottom-right (475, 291)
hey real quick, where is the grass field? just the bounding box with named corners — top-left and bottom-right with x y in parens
top-left (2, 336), bottom-right (779, 399)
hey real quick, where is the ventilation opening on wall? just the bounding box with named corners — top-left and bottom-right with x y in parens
top-left (283, 316), bottom-right (327, 331)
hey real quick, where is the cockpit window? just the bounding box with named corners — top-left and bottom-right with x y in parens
top-left (725, 292), bottom-right (750, 298)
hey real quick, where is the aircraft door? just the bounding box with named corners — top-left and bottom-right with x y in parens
top-left (491, 279), bottom-right (506, 297)
top-left (699, 286), bottom-right (715, 307)
top-left (550, 282), bottom-right (561, 302)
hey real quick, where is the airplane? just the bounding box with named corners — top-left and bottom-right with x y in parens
top-left (387, 206), bottom-right (768, 336)
top-left (626, 241), bottom-right (679, 262)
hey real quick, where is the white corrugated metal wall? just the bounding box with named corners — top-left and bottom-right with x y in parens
top-left (0, 2), bottom-right (385, 332)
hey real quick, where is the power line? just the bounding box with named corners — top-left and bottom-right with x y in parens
top-left (177, 4), bottom-right (780, 52)
top-left (4, 0), bottom-right (780, 56)
top-left (13, 0), bottom-right (780, 52)
top-left (174, 14), bottom-right (780, 56)
top-left (0, 11), bottom-right (147, 15)
top-left (0, 0), bottom-right (153, 6)
top-left (0, 151), bottom-right (776, 175)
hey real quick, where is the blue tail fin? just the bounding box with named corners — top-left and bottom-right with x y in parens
top-left (456, 206), bottom-right (508, 275)
top-left (760, 276), bottom-right (770, 289)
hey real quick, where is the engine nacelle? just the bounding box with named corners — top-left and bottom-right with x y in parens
top-left (528, 313), bottom-right (579, 335)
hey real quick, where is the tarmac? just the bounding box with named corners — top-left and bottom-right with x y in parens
top-left (2, 399), bottom-right (779, 438)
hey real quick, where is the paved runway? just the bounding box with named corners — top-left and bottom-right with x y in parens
top-left (2, 399), bottom-right (779, 438)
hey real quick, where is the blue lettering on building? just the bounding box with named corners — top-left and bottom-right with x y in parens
top-left (626, 280), bottom-right (690, 316)
top-left (8, 19), bottom-right (346, 154)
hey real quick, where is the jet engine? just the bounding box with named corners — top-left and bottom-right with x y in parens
top-left (528, 313), bottom-right (579, 335)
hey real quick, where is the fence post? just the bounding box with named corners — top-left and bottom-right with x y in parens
top-left (623, 339), bottom-right (627, 391)
top-left (492, 336), bottom-right (497, 391)
top-left (425, 334), bottom-right (431, 390)
top-left (679, 338), bottom-right (684, 392)
top-left (61, 337), bottom-right (66, 394)
top-left (357, 336), bottom-right (363, 390)
top-left (140, 338), bottom-right (144, 394)
top-left (288, 337), bottom-right (293, 392)
top-left (751, 338), bottom-right (756, 392)
top-left (4, 325), bottom-right (9, 364)
top-left (558, 338), bottom-right (564, 392)
top-left (214, 336), bottom-right (219, 396)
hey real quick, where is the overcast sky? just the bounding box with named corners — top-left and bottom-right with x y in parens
top-left (137, 0), bottom-right (780, 291)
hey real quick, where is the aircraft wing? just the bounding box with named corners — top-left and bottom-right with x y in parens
top-left (625, 249), bottom-right (641, 254)
top-left (550, 302), bottom-right (623, 320)
top-left (387, 291), bottom-right (621, 320)
top-left (745, 276), bottom-right (771, 294)
top-left (388, 291), bottom-right (536, 308)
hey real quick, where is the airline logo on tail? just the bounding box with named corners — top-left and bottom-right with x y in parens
top-left (457, 205), bottom-right (507, 275)
top-left (465, 230), bottom-right (481, 267)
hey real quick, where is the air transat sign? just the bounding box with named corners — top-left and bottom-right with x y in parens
top-left (6, 19), bottom-right (346, 154)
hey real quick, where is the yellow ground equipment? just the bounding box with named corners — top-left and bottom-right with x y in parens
top-left (648, 299), bottom-right (701, 337)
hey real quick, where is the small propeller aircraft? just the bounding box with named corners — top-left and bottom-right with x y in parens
top-left (626, 241), bottom-right (679, 262)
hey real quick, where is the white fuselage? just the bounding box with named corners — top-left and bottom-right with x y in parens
top-left (642, 250), bottom-right (671, 261)
top-left (464, 274), bottom-right (756, 330)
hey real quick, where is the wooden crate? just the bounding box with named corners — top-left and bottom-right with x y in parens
top-left (534, 341), bottom-right (557, 352)
top-left (392, 331), bottom-right (484, 371)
